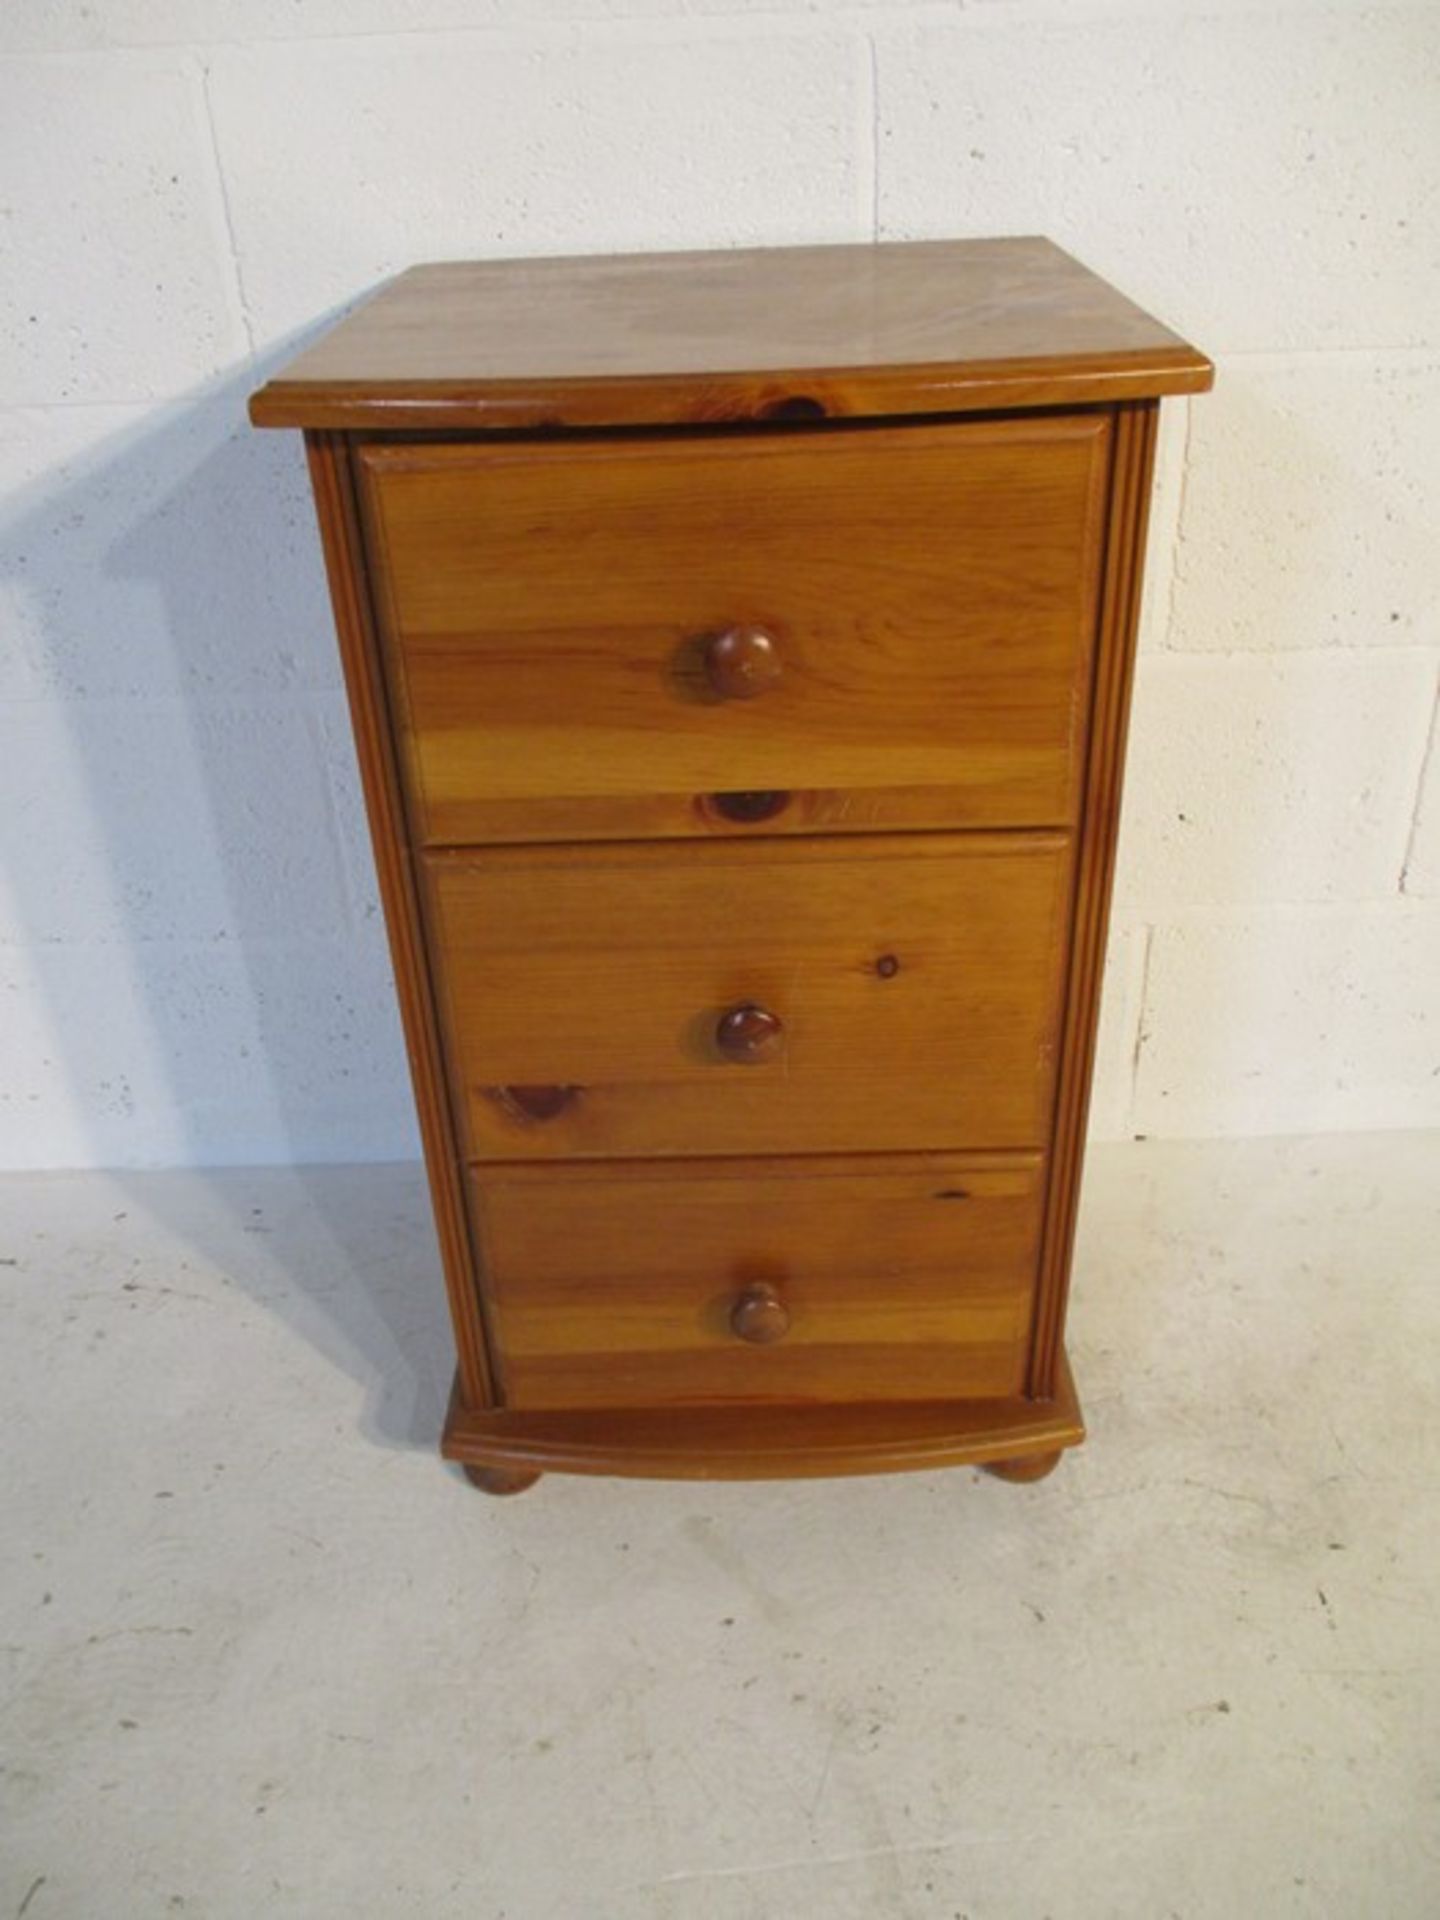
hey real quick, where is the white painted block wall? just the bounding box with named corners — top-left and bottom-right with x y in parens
top-left (1, 0), bottom-right (1436, 1169)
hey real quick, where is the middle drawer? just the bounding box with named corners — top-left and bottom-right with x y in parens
top-left (426, 831), bottom-right (1072, 1161)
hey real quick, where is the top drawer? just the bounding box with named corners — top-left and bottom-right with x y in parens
top-left (356, 416), bottom-right (1110, 846)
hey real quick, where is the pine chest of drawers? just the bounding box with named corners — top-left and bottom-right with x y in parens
top-left (251, 237), bottom-right (1210, 1494)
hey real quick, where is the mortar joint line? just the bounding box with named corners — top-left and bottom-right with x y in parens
top-left (1127, 922), bottom-right (1156, 1135)
top-left (193, 53), bottom-right (256, 358)
top-left (1160, 397), bottom-right (1194, 648)
top-left (1398, 657), bottom-right (1440, 896)
top-left (865, 31), bottom-right (881, 241)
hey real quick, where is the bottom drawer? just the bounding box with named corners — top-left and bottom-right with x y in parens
top-left (470, 1153), bottom-right (1043, 1410)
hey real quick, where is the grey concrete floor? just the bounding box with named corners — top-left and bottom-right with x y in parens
top-left (2, 1134), bottom-right (1437, 1919)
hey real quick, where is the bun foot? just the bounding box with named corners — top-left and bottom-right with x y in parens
top-left (983, 1450), bottom-right (1063, 1484)
top-left (463, 1463), bottom-right (542, 1496)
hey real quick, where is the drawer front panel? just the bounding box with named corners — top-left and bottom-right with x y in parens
top-left (358, 417), bottom-right (1109, 844)
top-left (473, 1154), bottom-right (1042, 1409)
top-left (428, 832), bottom-right (1071, 1161)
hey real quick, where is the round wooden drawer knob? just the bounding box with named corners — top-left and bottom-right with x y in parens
top-left (703, 624), bottom-right (781, 700)
top-left (730, 1282), bottom-right (791, 1345)
top-left (715, 1002), bottom-right (784, 1063)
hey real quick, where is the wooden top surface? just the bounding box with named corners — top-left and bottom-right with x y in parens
top-left (250, 236), bottom-right (1212, 431)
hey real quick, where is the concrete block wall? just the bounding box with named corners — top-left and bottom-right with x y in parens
top-left (1, 0), bottom-right (1436, 1168)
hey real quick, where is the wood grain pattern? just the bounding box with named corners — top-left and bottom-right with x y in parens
top-left (441, 1351), bottom-right (1085, 1480)
top-left (250, 237), bottom-right (1212, 431)
top-left (356, 416), bottom-right (1110, 843)
top-left (471, 1153), bottom-right (1042, 1410)
top-left (1028, 401), bottom-right (1159, 1401)
top-left (303, 433), bottom-right (495, 1409)
top-left (426, 832), bottom-right (1073, 1161)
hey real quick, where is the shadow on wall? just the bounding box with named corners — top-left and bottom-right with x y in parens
top-left (0, 322), bottom-right (451, 1447)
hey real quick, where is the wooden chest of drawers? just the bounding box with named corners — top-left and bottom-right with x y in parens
top-left (252, 237), bottom-right (1210, 1494)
